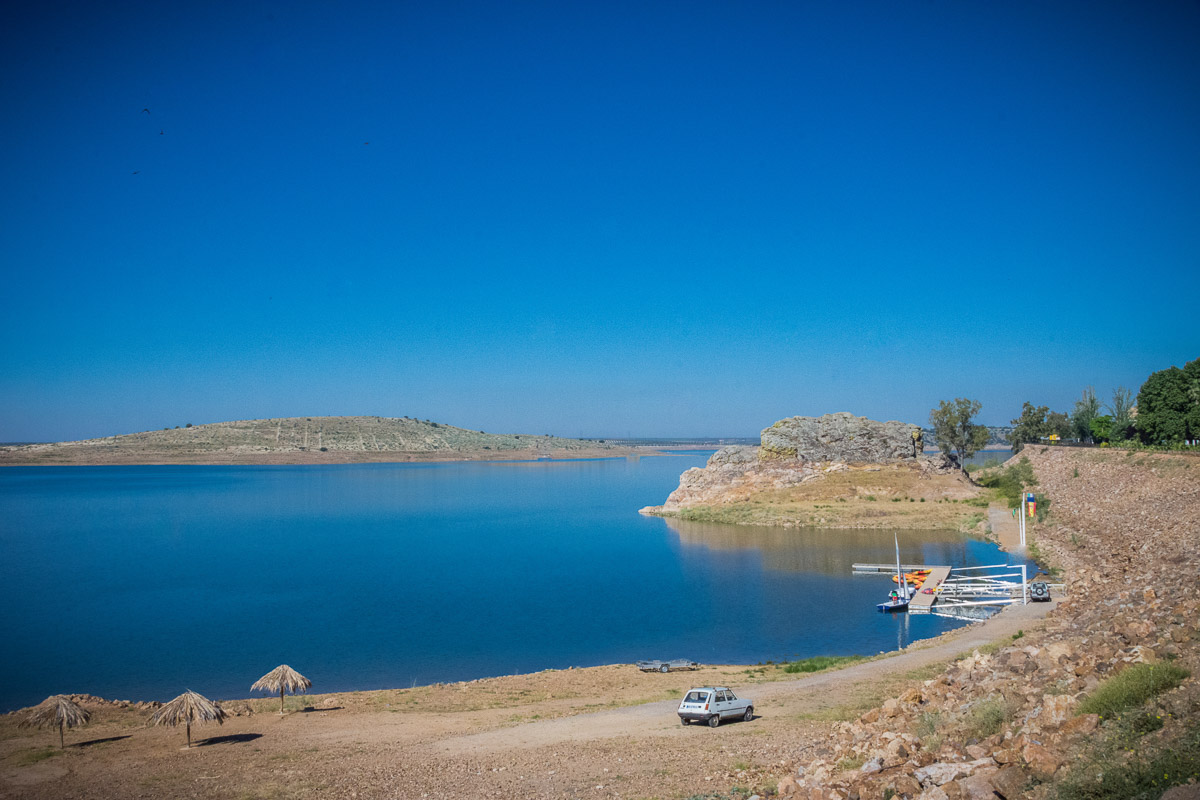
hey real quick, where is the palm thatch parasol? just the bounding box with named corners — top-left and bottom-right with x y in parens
top-left (251, 664), bottom-right (312, 714)
top-left (19, 695), bottom-right (91, 749)
top-left (149, 690), bottom-right (226, 748)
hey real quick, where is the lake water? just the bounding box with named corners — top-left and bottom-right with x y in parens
top-left (0, 455), bottom-right (1027, 712)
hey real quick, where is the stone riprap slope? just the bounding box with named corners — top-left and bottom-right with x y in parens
top-left (642, 413), bottom-right (976, 529)
top-left (773, 446), bottom-right (1200, 800)
top-left (0, 416), bottom-right (620, 465)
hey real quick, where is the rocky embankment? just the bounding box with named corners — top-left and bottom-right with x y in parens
top-left (642, 413), bottom-right (978, 529)
top-left (0, 416), bottom-right (621, 465)
top-left (772, 446), bottom-right (1200, 800)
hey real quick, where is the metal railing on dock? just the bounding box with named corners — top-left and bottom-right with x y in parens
top-left (854, 562), bottom-right (1035, 620)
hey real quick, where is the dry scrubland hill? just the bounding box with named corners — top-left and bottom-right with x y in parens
top-left (0, 416), bottom-right (619, 465)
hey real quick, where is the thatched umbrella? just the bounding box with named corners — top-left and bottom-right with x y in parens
top-left (251, 664), bottom-right (312, 714)
top-left (19, 695), bottom-right (91, 749)
top-left (149, 690), bottom-right (226, 748)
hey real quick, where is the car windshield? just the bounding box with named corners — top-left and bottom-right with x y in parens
top-left (684, 691), bottom-right (709, 703)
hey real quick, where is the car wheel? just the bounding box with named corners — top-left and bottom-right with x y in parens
top-left (743, 706), bottom-right (754, 722)
top-left (680, 717), bottom-right (689, 725)
top-left (660, 664), bottom-right (669, 673)
top-left (708, 714), bottom-right (720, 728)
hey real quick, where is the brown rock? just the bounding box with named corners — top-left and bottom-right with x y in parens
top-left (777, 775), bottom-right (800, 796)
top-left (955, 769), bottom-right (1001, 800)
top-left (1058, 713), bottom-right (1100, 736)
top-left (1021, 741), bottom-right (1062, 779)
top-left (989, 766), bottom-right (1030, 800)
top-left (1161, 785), bottom-right (1200, 800)
top-left (887, 775), bottom-right (922, 797)
top-left (1040, 694), bottom-right (1077, 726)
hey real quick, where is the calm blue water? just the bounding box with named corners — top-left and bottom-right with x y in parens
top-left (0, 455), bottom-right (1027, 711)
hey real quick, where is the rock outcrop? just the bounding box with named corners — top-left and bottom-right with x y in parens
top-left (760, 413), bottom-right (924, 463)
top-left (643, 413), bottom-right (964, 523)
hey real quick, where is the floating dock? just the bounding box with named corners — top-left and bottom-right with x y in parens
top-left (854, 562), bottom-right (1033, 618)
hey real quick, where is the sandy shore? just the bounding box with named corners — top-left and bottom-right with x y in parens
top-left (0, 599), bottom-right (1055, 800)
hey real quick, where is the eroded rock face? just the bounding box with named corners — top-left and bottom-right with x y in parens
top-left (644, 414), bottom-right (957, 515)
top-left (760, 413), bottom-right (923, 463)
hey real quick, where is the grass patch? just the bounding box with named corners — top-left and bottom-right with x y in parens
top-left (9, 747), bottom-right (60, 766)
top-left (782, 655), bottom-right (865, 674)
top-left (1077, 663), bottom-right (1190, 718)
top-left (1052, 721), bottom-right (1200, 800)
top-left (963, 695), bottom-right (1016, 739)
top-left (961, 512), bottom-right (986, 531)
top-left (976, 456), bottom-right (1037, 507)
top-left (837, 754), bottom-right (866, 771)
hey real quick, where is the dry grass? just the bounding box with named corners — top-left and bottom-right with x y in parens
top-left (672, 465), bottom-right (983, 529)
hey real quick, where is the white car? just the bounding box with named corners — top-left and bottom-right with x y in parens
top-left (677, 686), bottom-right (754, 727)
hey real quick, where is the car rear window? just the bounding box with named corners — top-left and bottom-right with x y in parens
top-left (684, 691), bottom-right (709, 703)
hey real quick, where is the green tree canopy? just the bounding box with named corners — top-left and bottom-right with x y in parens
top-left (1185, 357), bottom-right (1200, 440)
top-left (1071, 387), bottom-right (1100, 442)
top-left (1136, 366), bottom-right (1190, 444)
top-left (1009, 402), bottom-right (1051, 453)
top-left (1090, 415), bottom-right (1113, 443)
top-left (1107, 386), bottom-right (1135, 442)
top-left (929, 398), bottom-right (989, 470)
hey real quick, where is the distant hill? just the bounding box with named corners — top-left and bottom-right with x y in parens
top-left (0, 416), bottom-right (627, 466)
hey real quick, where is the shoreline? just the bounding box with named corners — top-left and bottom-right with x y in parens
top-left (4, 595), bottom-right (1043, 716)
top-left (0, 445), bottom-right (722, 468)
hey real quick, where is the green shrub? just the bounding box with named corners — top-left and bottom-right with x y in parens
top-left (1053, 721), bottom-right (1200, 800)
top-left (783, 655), bottom-right (864, 674)
top-left (1078, 663), bottom-right (1190, 718)
top-left (977, 456), bottom-right (1037, 507)
top-left (964, 696), bottom-right (1015, 739)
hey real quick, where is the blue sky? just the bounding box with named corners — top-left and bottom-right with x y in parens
top-left (2, 1), bottom-right (1198, 441)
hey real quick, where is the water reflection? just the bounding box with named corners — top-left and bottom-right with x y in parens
top-left (664, 518), bottom-right (987, 576)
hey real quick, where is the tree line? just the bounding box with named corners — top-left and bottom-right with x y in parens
top-left (928, 355), bottom-right (1199, 469)
top-left (1009, 356), bottom-right (1200, 450)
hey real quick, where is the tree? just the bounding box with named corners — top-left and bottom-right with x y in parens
top-left (1071, 387), bottom-right (1100, 443)
top-left (1106, 387), bottom-right (1135, 442)
top-left (1185, 357), bottom-right (1200, 441)
top-left (1047, 411), bottom-right (1073, 440)
top-left (1136, 366), bottom-right (1190, 444)
top-left (1089, 415), bottom-right (1113, 443)
top-left (929, 398), bottom-right (989, 471)
top-left (1009, 402), bottom-right (1051, 453)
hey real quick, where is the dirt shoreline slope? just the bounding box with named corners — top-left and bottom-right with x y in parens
top-left (2, 447), bottom-right (1196, 799)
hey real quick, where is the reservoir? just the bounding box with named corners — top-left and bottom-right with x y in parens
top-left (0, 454), bottom-right (1024, 712)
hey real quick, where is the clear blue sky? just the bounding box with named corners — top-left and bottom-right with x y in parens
top-left (2, 1), bottom-right (1198, 442)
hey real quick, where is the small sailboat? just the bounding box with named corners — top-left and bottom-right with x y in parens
top-left (877, 531), bottom-right (911, 612)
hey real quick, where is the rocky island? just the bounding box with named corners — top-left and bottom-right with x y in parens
top-left (642, 412), bottom-right (981, 529)
top-left (0, 416), bottom-right (629, 466)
